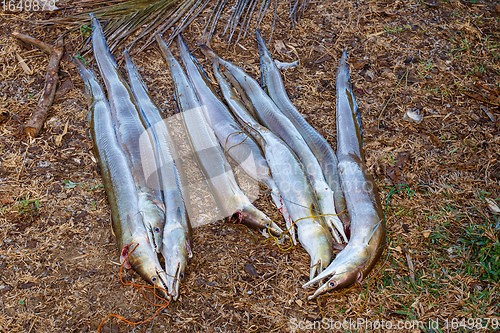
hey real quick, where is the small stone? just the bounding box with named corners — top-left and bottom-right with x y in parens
top-left (403, 109), bottom-right (423, 123)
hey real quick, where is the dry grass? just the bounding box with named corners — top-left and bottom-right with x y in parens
top-left (1, 0), bottom-right (500, 332)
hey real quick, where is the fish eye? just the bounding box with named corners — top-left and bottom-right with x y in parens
top-left (151, 276), bottom-right (157, 282)
top-left (154, 227), bottom-right (160, 233)
top-left (329, 281), bottom-right (335, 288)
top-left (179, 273), bottom-right (185, 280)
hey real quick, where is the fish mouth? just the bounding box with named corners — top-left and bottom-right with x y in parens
top-left (155, 268), bottom-right (171, 300)
top-left (303, 240), bottom-right (386, 300)
top-left (161, 228), bottom-right (189, 300)
top-left (165, 262), bottom-right (183, 301)
top-left (306, 266), bottom-right (363, 300)
top-left (122, 239), bottom-right (170, 299)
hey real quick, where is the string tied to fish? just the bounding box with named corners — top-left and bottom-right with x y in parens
top-left (261, 210), bottom-right (347, 251)
top-left (97, 244), bottom-right (172, 332)
top-left (223, 122), bottom-right (253, 154)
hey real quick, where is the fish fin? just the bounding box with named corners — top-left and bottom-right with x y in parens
top-left (356, 271), bottom-right (364, 284)
top-left (109, 214), bottom-right (116, 237)
top-left (332, 242), bottom-right (345, 251)
top-left (152, 199), bottom-right (166, 213)
top-left (120, 244), bottom-right (133, 269)
top-left (364, 220), bottom-right (382, 244)
top-left (186, 239), bottom-right (193, 259)
top-left (199, 44), bottom-right (218, 62)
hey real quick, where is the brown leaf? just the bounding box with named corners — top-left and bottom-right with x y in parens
top-left (54, 79), bottom-right (74, 100)
top-left (244, 264), bottom-right (259, 277)
top-left (395, 151), bottom-right (410, 169)
top-left (470, 112), bottom-right (482, 123)
top-left (19, 282), bottom-right (35, 289)
top-left (406, 72), bottom-right (422, 85)
top-left (314, 55), bottom-right (332, 64)
top-left (311, 45), bottom-right (326, 53)
top-left (55, 120), bottom-right (69, 146)
top-left (352, 59), bottom-right (369, 70)
top-left (386, 166), bottom-right (400, 184)
top-left (426, 132), bottom-right (443, 147)
top-left (274, 40), bottom-right (287, 55)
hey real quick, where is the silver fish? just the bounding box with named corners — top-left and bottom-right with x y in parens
top-left (200, 45), bottom-right (347, 244)
top-left (176, 35), bottom-right (293, 241)
top-left (255, 29), bottom-right (349, 229)
top-left (156, 35), bottom-right (284, 239)
top-left (124, 50), bottom-right (191, 301)
top-left (303, 50), bottom-right (386, 299)
top-left (91, 14), bottom-right (165, 252)
top-left (75, 58), bottom-right (168, 293)
top-left (214, 61), bottom-right (334, 279)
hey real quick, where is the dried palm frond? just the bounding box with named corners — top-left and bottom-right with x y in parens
top-left (47, 0), bottom-right (312, 52)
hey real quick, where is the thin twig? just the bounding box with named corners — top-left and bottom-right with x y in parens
top-left (404, 249), bottom-right (416, 285)
top-left (27, 316), bottom-right (37, 333)
top-left (377, 70), bottom-right (408, 128)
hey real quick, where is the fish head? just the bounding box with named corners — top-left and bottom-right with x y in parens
top-left (122, 239), bottom-right (170, 298)
top-left (308, 259), bottom-right (364, 300)
top-left (304, 229), bottom-right (386, 300)
top-left (138, 193), bottom-right (165, 253)
top-left (161, 226), bottom-right (191, 301)
top-left (237, 207), bottom-right (285, 239)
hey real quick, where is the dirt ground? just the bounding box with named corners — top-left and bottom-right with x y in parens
top-left (1, 0), bottom-right (500, 332)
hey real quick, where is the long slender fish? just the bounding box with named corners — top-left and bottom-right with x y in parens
top-left (214, 61), bottom-right (333, 278)
top-left (156, 35), bottom-right (284, 238)
top-left (75, 59), bottom-right (168, 293)
top-left (200, 46), bottom-right (347, 244)
top-left (255, 29), bottom-right (349, 228)
top-left (176, 35), bottom-right (293, 240)
top-left (124, 50), bottom-right (191, 301)
top-left (91, 15), bottom-right (165, 252)
top-left (303, 50), bottom-right (386, 299)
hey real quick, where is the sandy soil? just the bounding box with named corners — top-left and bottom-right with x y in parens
top-left (0, 0), bottom-right (499, 332)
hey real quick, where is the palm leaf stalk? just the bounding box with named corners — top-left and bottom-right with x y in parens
top-left (47, 0), bottom-right (310, 52)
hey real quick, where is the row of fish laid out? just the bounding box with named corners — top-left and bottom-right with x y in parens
top-left (77, 14), bottom-right (386, 301)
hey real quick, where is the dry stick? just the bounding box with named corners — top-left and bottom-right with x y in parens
top-left (23, 37), bottom-right (64, 138)
top-left (12, 32), bottom-right (52, 55)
